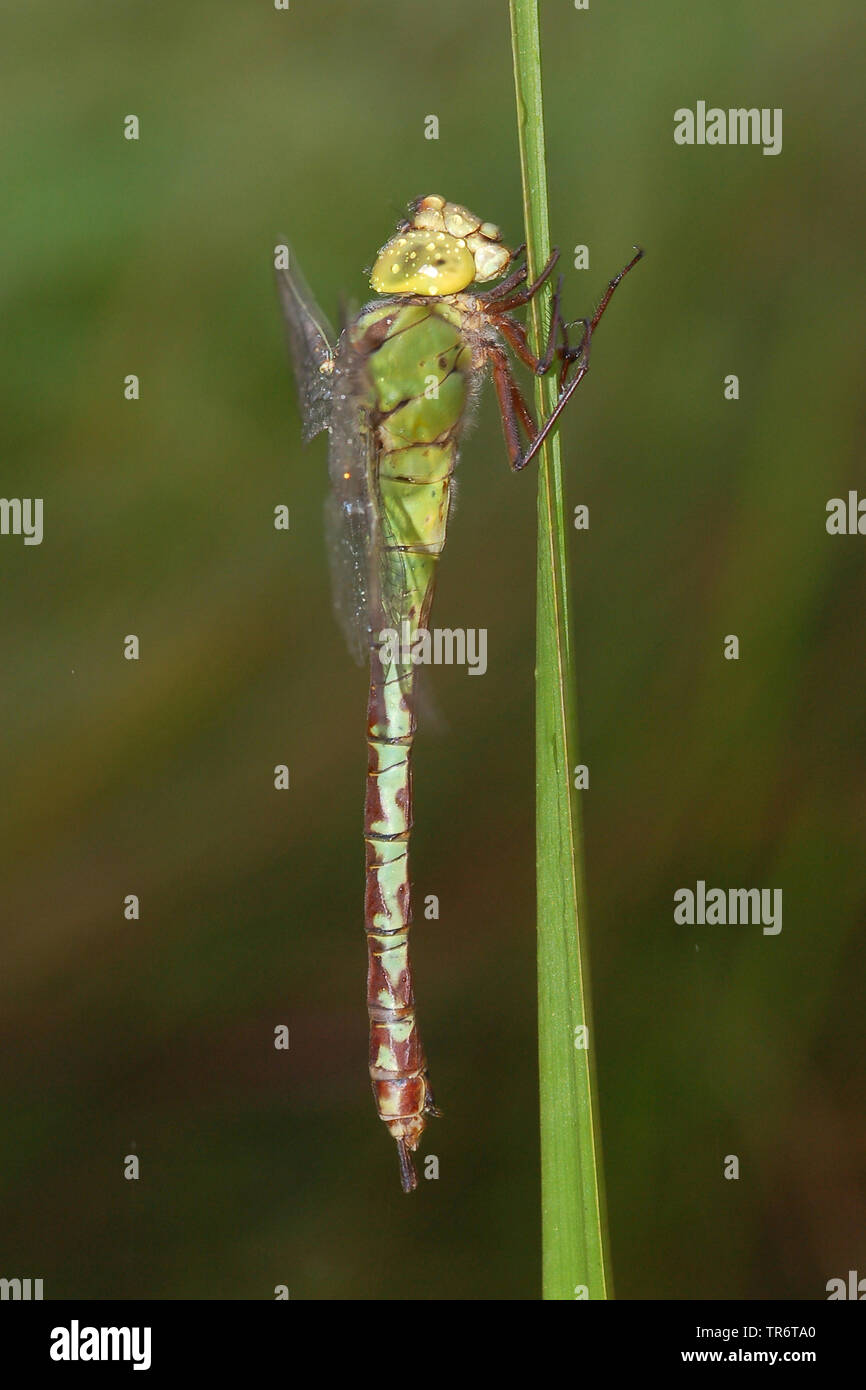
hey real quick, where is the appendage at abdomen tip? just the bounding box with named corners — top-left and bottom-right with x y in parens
top-left (396, 1138), bottom-right (418, 1194)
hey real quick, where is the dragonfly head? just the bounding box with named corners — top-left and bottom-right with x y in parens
top-left (370, 195), bottom-right (513, 296)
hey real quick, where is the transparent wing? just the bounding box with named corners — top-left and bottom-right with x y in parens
top-left (327, 331), bottom-right (414, 659)
top-left (325, 340), bottom-right (382, 664)
top-left (275, 248), bottom-right (335, 441)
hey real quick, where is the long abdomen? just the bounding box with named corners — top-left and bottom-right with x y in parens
top-left (359, 300), bottom-right (470, 1191)
top-left (364, 447), bottom-right (454, 1193)
top-left (364, 643), bottom-right (429, 1191)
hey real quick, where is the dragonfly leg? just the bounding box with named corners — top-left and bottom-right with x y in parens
top-left (485, 247), bottom-right (561, 312)
top-left (493, 273), bottom-right (565, 377)
top-left (512, 339), bottom-right (593, 473)
top-left (585, 245), bottom-right (644, 337)
top-left (551, 244), bottom-right (644, 382)
top-left (511, 246), bottom-right (645, 472)
top-left (557, 316), bottom-right (591, 388)
top-left (489, 344), bottom-right (537, 469)
top-left (423, 1076), bottom-right (444, 1118)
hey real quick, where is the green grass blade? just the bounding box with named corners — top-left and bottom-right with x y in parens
top-left (508, 0), bottom-right (613, 1301)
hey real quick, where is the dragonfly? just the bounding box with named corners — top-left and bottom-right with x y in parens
top-left (277, 195), bottom-right (642, 1192)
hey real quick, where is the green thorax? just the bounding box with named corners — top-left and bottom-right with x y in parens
top-left (352, 300), bottom-right (474, 649)
top-left (355, 300), bottom-right (472, 447)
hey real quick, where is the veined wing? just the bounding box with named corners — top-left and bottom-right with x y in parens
top-left (276, 248), bottom-right (374, 662)
top-left (325, 336), bottom-right (383, 665)
top-left (326, 327), bottom-right (420, 665)
top-left (275, 248), bottom-right (335, 441)
top-left (277, 259), bottom-right (408, 665)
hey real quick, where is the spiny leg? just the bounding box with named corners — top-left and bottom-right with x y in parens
top-left (423, 1077), bottom-right (443, 1119)
top-left (557, 316), bottom-right (590, 389)
top-left (586, 245), bottom-right (644, 336)
top-left (510, 373), bottom-right (537, 442)
top-left (493, 273), bottom-right (566, 377)
top-left (486, 247), bottom-right (561, 312)
top-left (489, 344), bottom-right (537, 469)
top-left (556, 244), bottom-right (644, 382)
top-left (512, 246), bottom-right (644, 472)
top-left (511, 332), bottom-right (593, 472)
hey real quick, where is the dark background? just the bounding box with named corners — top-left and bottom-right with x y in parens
top-left (1, 0), bottom-right (864, 1299)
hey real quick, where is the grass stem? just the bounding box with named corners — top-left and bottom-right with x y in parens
top-left (509, 0), bottom-right (613, 1301)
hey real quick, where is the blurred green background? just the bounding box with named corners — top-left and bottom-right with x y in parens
top-left (1, 0), bottom-right (864, 1300)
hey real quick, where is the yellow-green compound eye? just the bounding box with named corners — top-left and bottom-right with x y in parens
top-left (371, 229), bottom-right (476, 295)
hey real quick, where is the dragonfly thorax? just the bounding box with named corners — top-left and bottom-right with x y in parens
top-left (370, 194), bottom-right (512, 296)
